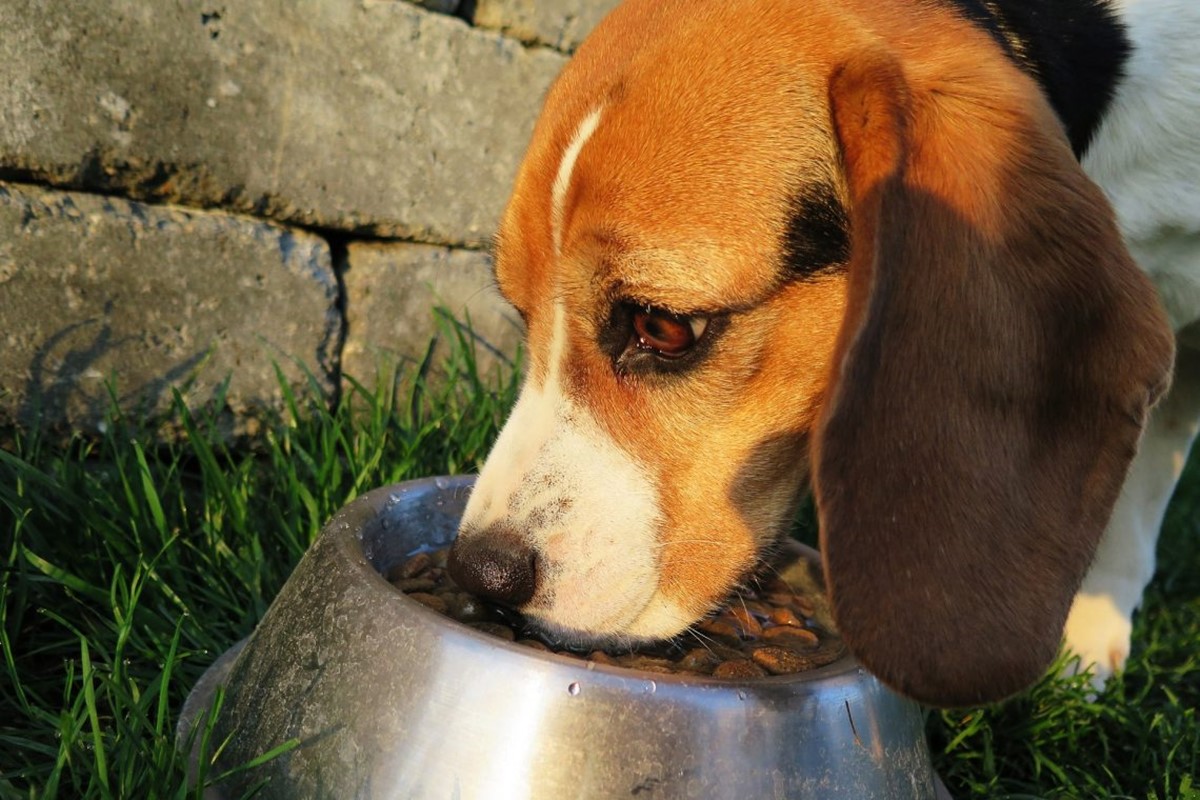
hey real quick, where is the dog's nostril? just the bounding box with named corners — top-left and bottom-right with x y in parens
top-left (447, 529), bottom-right (538, 608)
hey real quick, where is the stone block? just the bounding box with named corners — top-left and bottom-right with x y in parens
top-left (0, 1), bottom-right (566, 247)
top-left (341, 241), bottom-right (522, 390)
top-left (0, 182), bottom-right (340, 434)
top-left (409, 0), bottom-right (462, 14)
top-left (472, 0), bottom-right (621, 51)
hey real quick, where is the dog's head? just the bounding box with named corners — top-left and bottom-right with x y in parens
top-left (448, 0), bottom-right (1174, 706)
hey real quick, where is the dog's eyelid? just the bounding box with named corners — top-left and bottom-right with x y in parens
top-left (616, 294), bottom-right (721, 322)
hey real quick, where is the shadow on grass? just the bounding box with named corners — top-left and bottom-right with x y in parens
top-left (0, 311), bottom-right (521, 798)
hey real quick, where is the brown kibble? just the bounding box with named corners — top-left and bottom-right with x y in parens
top-left (712, 659), bottom-right (768, 679)
top-left (729, 606), bottom-right (764, 638)
top-left (408, 592), bottom-right (448, 614)
top-left (681, 652), bottom-right (715, 671)
top-left (469, 622), bottom-right (516, 641)
top-left (793, 599), bottom-right (816, 618)
top-left (741, 600), bottom-right (772, 619)
top-left (808, 642), bottom-right (849, 669)
top-left (696, 619), bottom-right (744, 646)
top-left (765, 591), bottom-right (816, 619)
top-left (751, 645), bottom-right (813, 675)
top-left (677, 648), bottom-right (718, 674)
top-left (768, 607), bottom-right (803, 627)
top-left (631, 662), bottom-right (677, 674)
top-left (761, 576), bottom-right (793, 594)
top-left (401, 552), bottom-right (434, 578)
top-left (388, 544), bottom-right (839, 679)
top-left (392, 577), bottom-right (437, 593)
top-left (764, 590), bottom-right (798, 607)
top-left (762, 625), bottom-right (820, 647)
top-left (707, 644), bottom-right (748, 662)
top-left (622, 655), bottom-right (676, 673)
top-left (589, 650), bottom-right (619, 666)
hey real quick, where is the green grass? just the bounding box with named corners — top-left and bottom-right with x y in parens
top-left (925, 458), bottom-right (1200, 800)
top-left (1, 314), bottom-right (1197, 798)
top-left (0, 313), bottom-right (521, 798)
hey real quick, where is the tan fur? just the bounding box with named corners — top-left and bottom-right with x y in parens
top-left (494, 0), bottom-right (852, 620)
top-left (482, 0), bottom-right (1175, 705)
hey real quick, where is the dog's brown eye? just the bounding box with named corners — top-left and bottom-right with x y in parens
top-left (632, 307), bottom-right (707, 358)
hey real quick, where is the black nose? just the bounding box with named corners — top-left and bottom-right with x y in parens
top-left (447, 528), bottom-right (538, 608)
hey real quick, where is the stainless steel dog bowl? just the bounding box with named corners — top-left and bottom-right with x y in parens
top-left (179, 476), bottom-right (944, 799)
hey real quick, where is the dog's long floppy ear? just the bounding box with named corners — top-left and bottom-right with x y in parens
top-left (813, 49), bottom-right (1175, 707)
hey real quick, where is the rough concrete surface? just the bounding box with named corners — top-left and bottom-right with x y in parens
top-left (472, 0), bottom-right (621, 51)
top-left (408, 0), bottom-right (463, 14)
top-left (0, 0), bottom-right (635, 434)
top-left (0, 0), bottom-right (565, 247)
top-left (0, 182), bottom-right (340, 433)
top-left (341, 241), bottom-right (521, 390)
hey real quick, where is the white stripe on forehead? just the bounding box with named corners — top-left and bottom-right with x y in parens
top-left (547, 300), bottom-right (568, 385)
top-left (551, 107), bottom-right (604, 258)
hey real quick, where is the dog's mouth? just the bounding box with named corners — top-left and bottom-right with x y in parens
top-left (470, 536), bottom-right (837, 681)
top-left (508, 605), bottom-right (723, 661)
top-left (498, 535), bottom-right (795, 655)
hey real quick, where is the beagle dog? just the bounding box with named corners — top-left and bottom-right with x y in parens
top-left (447, 0), bottom-right (1200, 707)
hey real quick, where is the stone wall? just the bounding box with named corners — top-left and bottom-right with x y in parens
top-left (0, 0), bottom-right (620, 433)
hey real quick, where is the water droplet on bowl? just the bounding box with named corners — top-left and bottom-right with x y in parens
top-left (646, 680), bottom-right (657, 694)
top-left (568, 682), bottom-right (581, 696)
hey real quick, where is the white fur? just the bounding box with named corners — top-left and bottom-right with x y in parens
top-left (1067, 0), bottom-right (1200, 689)
top-left (1084, 0), bottom-right (1200, 329)
top-left (551, 108), bottom-right (603, 258)
top-left (458, 303), bottom-right (681, 640)
top-left (1064, 376), bottom-right (1196, 690)
top-left (462, 106), bottom-right (688, 640)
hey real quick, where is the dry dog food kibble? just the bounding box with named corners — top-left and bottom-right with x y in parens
top-left (385, 546), bottom-right (845, 678)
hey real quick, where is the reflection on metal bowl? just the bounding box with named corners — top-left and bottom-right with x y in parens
top-left (179, 475), bottom-right (944, 799)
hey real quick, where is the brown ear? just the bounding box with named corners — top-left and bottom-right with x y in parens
top-left (813, 49), bottom-right (1175, 707)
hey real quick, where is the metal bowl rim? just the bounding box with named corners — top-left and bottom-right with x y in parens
top-left (345, 475), bottom-right (864, 691)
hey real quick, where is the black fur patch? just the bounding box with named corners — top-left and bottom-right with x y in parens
top-left (941, 0), bottom-right (1131, 158)
top-left (782, 182), bottom-right (851, 280)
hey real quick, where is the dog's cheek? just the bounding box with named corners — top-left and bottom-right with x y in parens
top-left (728, 431), bottom-right (814, 539)
top-left (643, 321), bottom-right (835, 617)
top-left (646, 470), bottom-right (762, 621)
top-left (660, 529), bottom-right (759, 622)
top-left (655, 446), bottom-right (806, 614)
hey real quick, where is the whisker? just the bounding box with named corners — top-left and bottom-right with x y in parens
top-left (679, 626), bottom-right (720, 658)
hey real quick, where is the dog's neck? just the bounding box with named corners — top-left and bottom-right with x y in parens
top-left (945, 0), bottom-right (1130, 158)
